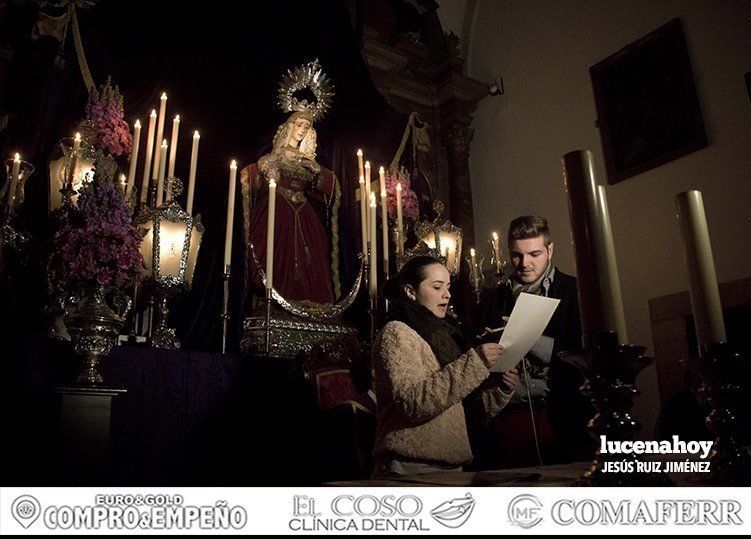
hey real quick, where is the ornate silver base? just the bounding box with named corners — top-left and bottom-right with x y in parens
top-left (64, 287), bottom-right (124, 385)
top-left (152, 327), bottom-right (180, 349)
top-left (241, 316), bottom-right (358, 358)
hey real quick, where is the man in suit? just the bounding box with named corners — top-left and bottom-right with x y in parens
top-left (470, 216), bottom-right (593, 468)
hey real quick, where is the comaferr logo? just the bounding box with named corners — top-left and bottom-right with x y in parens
top-left (551, 499), bottom-right (743, 526)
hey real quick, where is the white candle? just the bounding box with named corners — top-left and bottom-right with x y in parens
top-left (396, 181), bottom-right (404, 257)
top-left (140, 110), bottom-right (157, 204)
top-left (381, 189), bottom-right (389, 276)
top-left (225, 160), bottom-right (238, 267)
top-left (358, 175), bottom-right (367, 257)
top-left (470, 248), bottom-right (479, 287)
top-left (156, 139), bottom-right (167, 206)
top-left (152, 92), bottom-right (167, 180)
top-left (365, 161), bottom-right (372, 232)
top-left (266, 177), bottom-right (277, 290)
top-left (186, 131), bottom-right (200, 215)
top-left (563, 150), bottom-right (627, 345)
top-left (69, 133), bottom-right (81, 189)
top-left (127, 119), bottom-right (141, 196)
top-left (8, 153), bottom-right (20, 208)
top-left (357, 149), bottom-right (364, 183)
top-left (369, 192), bottom-right (377, 297)
top-left (675, 190), bottom-right (727, 347)
top-left (167, 114), bottom-right (180, 179)
top-left (491, 232), bottom-right (502, 264)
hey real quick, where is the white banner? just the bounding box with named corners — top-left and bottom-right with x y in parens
top-left (1, 487), bottom-right (749, 535)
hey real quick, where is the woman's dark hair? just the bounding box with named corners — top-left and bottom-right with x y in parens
top-left (382, 255), bottom-right (445, 301)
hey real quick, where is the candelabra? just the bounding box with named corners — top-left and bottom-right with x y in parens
top-left (465, 249), bottom-right (485, 303)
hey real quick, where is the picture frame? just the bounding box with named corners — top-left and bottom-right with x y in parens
top-left (590, 18), bottom-right (707, 185)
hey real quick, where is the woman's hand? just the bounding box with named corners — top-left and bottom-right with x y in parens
top-left (502, 368), bottom-right (521, 393)
top-left (475, 343), bottom-right (504, 369)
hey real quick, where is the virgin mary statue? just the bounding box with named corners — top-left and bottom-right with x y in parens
top-left (240, 60), bottom-right (341, 305)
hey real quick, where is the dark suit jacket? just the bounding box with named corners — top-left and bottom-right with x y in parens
top-left (473, 268), bottom-right (593, 462)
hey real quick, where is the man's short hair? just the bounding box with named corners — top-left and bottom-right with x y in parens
top-left (508, 215), bottom-right (552, 247)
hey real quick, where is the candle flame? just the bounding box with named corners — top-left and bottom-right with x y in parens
top-left (120, 174), bottom-right (126, 183)
top-left (161, 92), bottom-right (167, 99)
top-left (471, 248), bottom-right (476, 256)
top-left (162, 139), bottom-right (168, 147)
top-left (194, 130), bottom-right (200, 138)
top-left (370, 192), bottom-right (376, 205)
top-left (151, 110), bottom-right (157, 116)
top-left (175, 114), bottom-right (180, 121)
top-left (365, 161), bottom-right (371, 168)
top-left (269, 178), bottom-right (276, 187)
top-left (230, 160), bottom-right (237, 168)
top-left (14, 153), bottom-right (20, 160)
top-left (492, 231), bottom-right (499, 241)
top-left (135, 119), bottom-right (141, 128)
top-left (379, 166), bottom-right (385, 173)
top-left (74, 132), bottom-right (81, 141)
top-left (357, 149), bottom-right (363, 156)
top-left (396, 182), bottom-right (402, 191)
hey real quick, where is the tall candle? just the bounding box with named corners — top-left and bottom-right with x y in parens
top-left (152, 92), bottom-right (167, 180)
top-left (369, 192), bottom-right (377, 297)
top-left (357, 149), bottom-right (364, 183)
top-left (156, 139), bottom-right (167, 206)
top-left (140, 110), bottom-right (157, 204)
top-left (224, 160), bottom-right (238, 267)
top-left (7, 153), bottom-right (20, 208)
top-left (358, 175), bottom-right (368, 257)
top-left (396, 182), bottom-right (404, 257)
top-left (381, 189), bottom-right (389, 277)
top-left (470, 248), bottom-right (479, 287)
top-left (186, 131), bottom-right (200, 215)
top-left (127, 119), bottom-right (141, 196)
top-left (491, 232), bottom-right (502, 264)
top-left (563, 149), bottom-right (627, 345)
top-left (167, 114), bottom-right (180, 179)
top-left (69, 133), bottom-right (81, 190)
top-left (675, 190), bottom-right (727, 347)
top-left (266, 177), bottom-right (277, 290)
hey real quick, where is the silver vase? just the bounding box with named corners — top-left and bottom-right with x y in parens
top-left (64, 286), bottom-right (124, 385)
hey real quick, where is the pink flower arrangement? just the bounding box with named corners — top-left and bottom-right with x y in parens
top-left (49, 175), bottom-right (143, 290)
top-left (82, 77), bottom-right (132, 157)
top-left (384, 170), bottom-right (419, 222)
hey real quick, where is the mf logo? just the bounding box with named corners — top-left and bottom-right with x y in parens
top-left (508, 494), bottom-right (543, 529)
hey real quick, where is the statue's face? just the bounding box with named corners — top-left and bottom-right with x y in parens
top-left (290, 118), bottom-right (311, 145)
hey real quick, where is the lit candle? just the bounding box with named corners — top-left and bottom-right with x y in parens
top-left (563, 149), bottom-right (627, 345)
top-left (225, 160), bottom-right (238, 267)
top-left (69, 133), bottom-right (81, 190)
top-left (491, 232), bottom-right (502, 265)
top-left (156, 139), bottom-right (167, 206)
top-left (119, 174), bottom-right (127, 193)
top-left (140, 110), bottom-right (157, 204)
top-left (396, 181), bottom-right (404, 257)
top-left (127, 119), bottom-right (141, 196)
top-left (152, 92), bottom-right (167, 180)
top-left (186, 131), bottom-right (200, 215)
top-left (266, 177), bottom-right (277, 290)
top-left (7, 153), bottom-right (20, 208)
top-left (167, 114), bottom-right (180, 179)
top-left (357, 149), bottom-right (364, 184)
top-left (358, 175), bottom-right (367, 257)
top-left (675, 190), bottom-right (727, 347)
top-left (369, 192), bottom-right (377, 297)
top-left (470, 248), bottom-right (479, 287)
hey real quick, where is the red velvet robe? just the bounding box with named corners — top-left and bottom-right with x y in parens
top-left (241, 163), bottom-right (336, 304)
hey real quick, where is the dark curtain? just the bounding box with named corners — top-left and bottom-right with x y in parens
top-left (0, 0), bottom-right (406, 352)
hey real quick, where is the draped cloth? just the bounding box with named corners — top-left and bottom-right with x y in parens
top-left (241, 163), bottom-right (337, 305)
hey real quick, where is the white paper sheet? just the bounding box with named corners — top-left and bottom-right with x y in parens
top-left (490, 292), bottom-right (560, 373)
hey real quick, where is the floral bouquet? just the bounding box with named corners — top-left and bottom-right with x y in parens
top-left (49, 170), bottom-right (143, 292)
top-left (77, 77), bottom-right (133, 158)
top-left (384, 166), bottom-right (419, 223)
